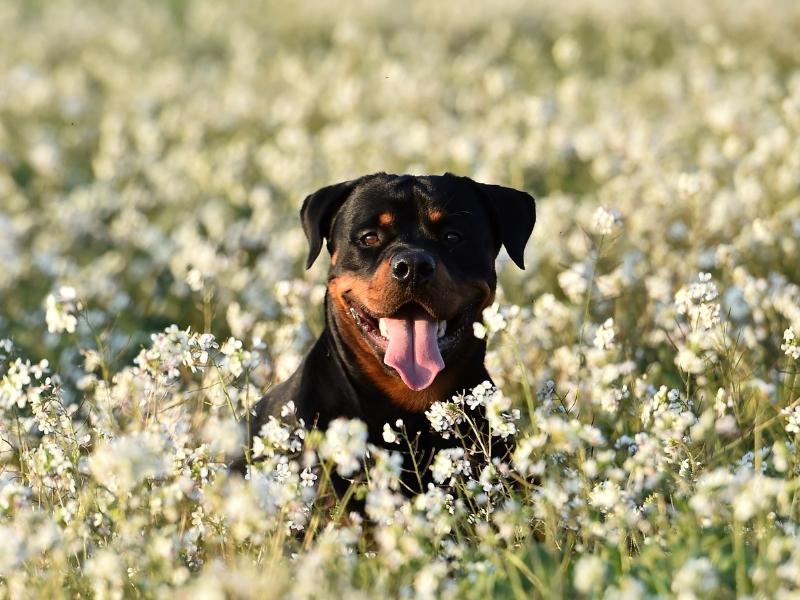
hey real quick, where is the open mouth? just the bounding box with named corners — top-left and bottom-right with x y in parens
top-left (345, 299), bottom-right (472, 351)
top-left (344, 296), bottom-right (475, 391)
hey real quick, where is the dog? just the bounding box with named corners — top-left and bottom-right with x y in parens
top-left (240, 172), bottom-right (535, 492)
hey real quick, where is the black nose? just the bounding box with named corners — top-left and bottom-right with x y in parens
top-left (390, 250), bottom-right (436, 284)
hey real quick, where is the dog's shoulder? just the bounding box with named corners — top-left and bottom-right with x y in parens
top-left (250, 331), bottom-right (360, 436)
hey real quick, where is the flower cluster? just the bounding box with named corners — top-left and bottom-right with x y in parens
top-left (44, 286), bottom-right (80, 334)
top-left (783, 327), bottom-right (800, 360)
top-left (675, 272), bottom-right (722, 332)
top-left (2, 0), bottom-right (800, 596)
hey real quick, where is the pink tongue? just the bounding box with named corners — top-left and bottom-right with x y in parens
top-left (381, 312), bottom-right (445, 391)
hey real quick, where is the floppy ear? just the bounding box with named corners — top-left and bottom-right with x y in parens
top-left (300, 179), bottom-right (359, 269)
top-left (459, 176), bottom-right (536, 269)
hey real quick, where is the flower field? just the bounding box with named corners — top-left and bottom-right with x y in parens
top-left (2, 0), bottom-right (800, 597)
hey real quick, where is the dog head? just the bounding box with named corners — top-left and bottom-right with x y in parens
top-left (301, 172), bottom-right (535, 410)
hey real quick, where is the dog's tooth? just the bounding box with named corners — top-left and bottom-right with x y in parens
top-left (437, 320), bottom-right (447, 339)
top-left (379, 318), bottom-right (389, 339)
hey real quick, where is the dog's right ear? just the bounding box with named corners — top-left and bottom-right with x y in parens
top-left (300, 179), bottom-right (359, 269)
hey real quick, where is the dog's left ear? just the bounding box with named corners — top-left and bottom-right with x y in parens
top-left (457, 175), bottom-right (536, 269)
top-left (300, 179), bottom-right (359, 269)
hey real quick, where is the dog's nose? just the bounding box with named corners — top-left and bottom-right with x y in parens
top-left (390, 250), bottom-right (436, 284)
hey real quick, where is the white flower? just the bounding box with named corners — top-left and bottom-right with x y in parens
top-left (591, 206), bottom-right (622, 236)
top-left (381, 423), bottom-right (399, 444)
top-left (558, 262), bottom-right (590, 303)
top-left (319, 418), bottom-right (368, 477)
top-left (88, 431), bottom-right (172, 493)
top-left (256, 417), bottom-right (292, 456)
top-left (280, 401), bottom-right (297, 418)
top-left (573, 555), bottom-right (605, 594)
top-left (425, 401), bottom-right (463, 439)
top-left (473, 302), bottom-right (508, 339)
top-left (365, 487), bottom-right (403, 525)
top-left (592, 318), bottom-right (616, 350)
top-left (484, 387), bottom-right (519, 439)
top-left (672, 557), bottom-right (718, 600)
top-left (431, 448), bottom-right (471, 484)
top-left (674, 273), bottom-right (721, 331)
top-left (414, 560), bottom-right (448, 600)
top-left (782, 406), bottom-right (800, 435)
top-left (675, 347), bottom-right (705, 374)
top-left (300, 468), bottom-right (317, 487)
top-left (589, 480), bottom-right (621, 513)
top-left (782, 327), bottom-right (800, 360)
top-left (44, 286), bottom-right (79, 334)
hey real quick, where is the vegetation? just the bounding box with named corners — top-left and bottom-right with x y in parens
top-left (1, 0), bottom-right (800, 597)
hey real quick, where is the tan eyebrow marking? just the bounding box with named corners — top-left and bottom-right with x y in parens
top-left (429, 210), bottom-right (443, 223)
top-left (378, 212), bottom-right (394, 227)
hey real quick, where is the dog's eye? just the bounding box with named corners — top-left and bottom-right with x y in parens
top-left (360, 232), bottom-right (380, 247)
top-left (443, 231), bottom-right (463, 244)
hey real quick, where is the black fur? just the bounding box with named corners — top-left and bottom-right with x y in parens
top-left (236, 172), bottom-right (536, 493)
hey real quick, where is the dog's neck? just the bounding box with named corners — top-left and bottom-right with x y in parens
top-left (323, 293), bottom-right (491, 424)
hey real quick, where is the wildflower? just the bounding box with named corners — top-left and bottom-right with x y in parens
top-left (484, 387), bottom-right (519, 439)
top-left (425, 400), bottom-right (463, 439)
top-left (592, 318), bottom-right (616, 350)
top-left (558, 261), bottom-right (591, 303)
top-left (512, 435), bottom-right (546, 476)
top-left (201, 415), bottom-right (243, 456)
top-left (603, 577), bottom-right (647, 600)
top-left (414, 560), bottom-right (449, 600)
top-left (473, 302), bottom-right (508, 339)
top-left (782, 327), bottom-right (800, 359)
top-left (318, 418), bottom-right (368, 477)
top-left (589, 480), bottom-right (622, 513)
top-left (88, 431), bottom-right (172, 493)
top-left (674, 273), bottom-right (721, 330)
top-left (431, 448), bottom-right (471, 485)
top-left (382, 423), bottom-right (399, 444)
top-left (672, 557), bottom-right (718, 600)
top-left (300, 468), bottom-right (317, 487)
top-left (220, 336), bottom-right (257, 377)
top-left (573, 555), bottom-right (605, 594)
top-left (254, 417), bottom-right (292, 457)
top-left (44, 286), bottom-right (79, 334)
top-left (675, 347), bottom-right (705, 374)
top-left (368, 447), bottom-right (403, 490)
top-left (365, 487), bottom-right (403, 525)
top-left (84, 550), bottom-right (126, 600)
top-left (591, 206), bottom-right (623, 236)
top-left (782, 406), bottom-right (800, 435)
top-left (280, 401), bottom-right (297, 418)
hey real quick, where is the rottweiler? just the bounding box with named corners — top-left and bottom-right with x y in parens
top-left (241, 172), bottom-right (535, 492)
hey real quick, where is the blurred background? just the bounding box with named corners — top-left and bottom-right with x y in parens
top-left (1, 0), bottom-right (799, 395)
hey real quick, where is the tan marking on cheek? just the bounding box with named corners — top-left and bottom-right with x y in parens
top-left (327, 272), bottom-right (465, 413)
top-left (329, 261), bottom-right (403, 314)
top-left (371, 259), bottom-right (394, 297)
top-left (331, 251), bottom-right (338, 266)
top-left (328, 277), bottom-right (377, 366)
top-left (329, 273), bottom-right (373, 308)
top-left (378, 212), bottom-right (394, 227)
top-left (429, 210), bottom-right (443, 223)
